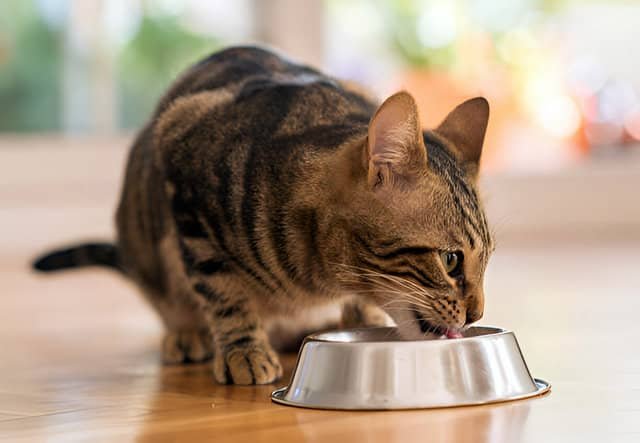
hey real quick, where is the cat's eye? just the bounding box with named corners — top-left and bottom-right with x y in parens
top-left (440, 251), bottom-right (463, 276)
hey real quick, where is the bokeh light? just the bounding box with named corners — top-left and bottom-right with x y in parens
top-left (533, 95), bottom-right (582, 139)
top-left (417, 2), bottom-right (458, 49)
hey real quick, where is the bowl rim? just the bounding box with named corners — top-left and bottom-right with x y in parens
top-left (303, 325), bottom-right (510, 345)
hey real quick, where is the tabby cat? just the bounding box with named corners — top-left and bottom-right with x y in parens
top-left (34, 46), bottom-right (493, 385)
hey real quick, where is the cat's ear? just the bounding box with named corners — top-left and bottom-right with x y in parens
top-left (367, 91), bottom-right (427, 188)
top-left (435, 97), bottom-right (489, 179)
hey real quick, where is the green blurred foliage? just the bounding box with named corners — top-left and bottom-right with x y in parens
top-left (0, 1), bottom-right (219, 133)
top-left (383, 0), bottom-right (455, 68)
top-left (117, 14), bottom-right (219, 130)
top-left (0, 1), bottom-right (63, 132)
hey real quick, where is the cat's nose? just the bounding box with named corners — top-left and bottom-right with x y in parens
top-left (464, 286), bottom-right (484, 325)
top-left (466, 306), bottom-right (483, 324)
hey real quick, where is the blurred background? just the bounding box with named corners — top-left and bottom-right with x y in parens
top-left (1, 0), bottom-right (639, 256)
top-left (4, 0), bottom-right (640, 164)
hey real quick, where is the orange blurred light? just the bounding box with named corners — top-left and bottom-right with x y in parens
top-left (624, 108), bottom-right (640, 140)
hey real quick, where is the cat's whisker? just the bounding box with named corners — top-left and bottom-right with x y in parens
top-left (342, 279), bottom-right (433, 308)
top-left (336, 267), bottom-right (438, 300)
top-left (383, 300), bottom-right (431, 314)
top-left (330, 262), bottom-right (447, 322)
top-left (381, 306), bottom-right (429, 315)
top-left (336, 271), bottom-right (437, 309)
top-left (348, 292), bottom-right (430, 310)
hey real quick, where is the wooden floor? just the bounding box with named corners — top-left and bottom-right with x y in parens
top-left (1, 138), bottom-right (639, 442)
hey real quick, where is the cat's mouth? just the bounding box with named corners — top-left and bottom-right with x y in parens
top-left (413, 311), bottom-right (464, 339)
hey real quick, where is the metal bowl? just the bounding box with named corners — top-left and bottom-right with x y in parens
top-left (271, 326), bottom-right (550, 410)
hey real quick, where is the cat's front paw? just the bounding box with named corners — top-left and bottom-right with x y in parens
top-left (214, 339), bottom-right (282, 385)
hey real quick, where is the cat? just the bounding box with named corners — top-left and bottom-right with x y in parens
top-left (33, 46), bottom-right (493, 385)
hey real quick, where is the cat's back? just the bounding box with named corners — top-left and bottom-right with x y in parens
top-left (158, 46), bottom-right (375, 115)
top-left (159, 46), bottom-right (328, 107)
top-left (154, 47), bottom-right (378, 152)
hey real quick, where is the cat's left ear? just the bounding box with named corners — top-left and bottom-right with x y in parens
top-left (367, 91), bottom-right (427, 189)
top-left (434, 97), bottom-right (489, 179)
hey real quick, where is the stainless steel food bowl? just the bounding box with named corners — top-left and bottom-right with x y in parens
top-left (271, 326), bottom-right (549, 410)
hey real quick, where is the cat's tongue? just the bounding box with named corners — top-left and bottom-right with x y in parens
top-left (445, 329), bottom-right (464, 339)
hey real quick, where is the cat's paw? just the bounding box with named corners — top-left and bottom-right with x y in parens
top-left (341, 301), bottom-right (395, 329)
top-left (162, 329), bottom-right (215, 364)
top-left (213, 339), bottom-right (282, 385)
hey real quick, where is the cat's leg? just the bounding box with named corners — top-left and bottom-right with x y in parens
top-left (190, 279), bottom-right (282, 385)
top-left (163, 192), bottom-right (281, 384)
top-left (153, 298), bottom-right (215, 364)
top-left (170, 232), bottom-right (281, 383)
top-left (341, 298), bottom-right (395, 329)
top-left (148, 234), bottom-right (219, 365)
top-left (134, 282), bottom-right (215, 364)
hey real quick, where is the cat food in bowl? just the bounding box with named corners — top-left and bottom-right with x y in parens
top-left (271, 326), bottom-right (549, 410)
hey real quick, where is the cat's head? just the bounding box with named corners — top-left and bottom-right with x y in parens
top-left (333, 91), bottom-right (493, 338)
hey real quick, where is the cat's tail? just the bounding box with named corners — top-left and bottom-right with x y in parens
top-left (32, 242), bottom-right (123, 273)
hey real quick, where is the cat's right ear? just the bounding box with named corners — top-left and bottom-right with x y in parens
top-left (434, 97), bottom-right (489, 180)
top-left (367, 92), bottom-right (427, 189)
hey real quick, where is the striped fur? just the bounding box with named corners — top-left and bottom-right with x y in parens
top-left (36, 46), bottom-right (494, 384)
